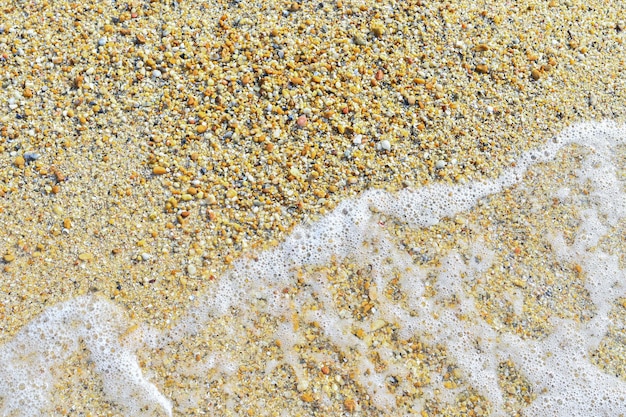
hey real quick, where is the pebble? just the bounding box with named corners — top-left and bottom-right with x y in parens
top-left (97, 37), bottom-right (107, 46)
top-left (475, 64), bottom-right (489, 74)
top-left (296, 115), bottom-right (308, 127)
top-left (531, 68), bottom-right (542, 80)
top-left (13, 156), bottom-right (25, 168)
top-left (206, 194), bottom-right (217, 205)
top-left (353, 33), bottom-right (367, 46)
top-left (371, 22), bottom-right (384, 38)
top-left (78, 253), bottom-right (93, 261)
top-left (23, 151), bottom-right (41, 161)
top-left (379, 140), bottom-right (391, 151)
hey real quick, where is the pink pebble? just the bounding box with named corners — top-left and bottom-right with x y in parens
top-left (296, 115), bottom-right (308, 127)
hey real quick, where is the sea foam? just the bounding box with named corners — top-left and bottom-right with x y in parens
top-left (1, 121), bottom-right (625, 416)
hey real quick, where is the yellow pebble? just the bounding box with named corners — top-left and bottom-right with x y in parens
top-left (14, 156), bottom-right (25, 168)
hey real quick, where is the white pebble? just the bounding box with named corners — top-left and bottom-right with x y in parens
top-left (152, 69), bottom-right (162, 78)
top-left (98, 37), bottom-right (107, 46)
top-left (141, 253), bottom-right (152, 261)
top-left (380, 140), bottom-right (391, 151)
top-left (353, 134), bottom-right (362, 145)
top-left (435, 160), bottom-right (447, 169)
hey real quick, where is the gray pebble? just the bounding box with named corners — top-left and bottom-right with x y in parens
top-left (24, 151), bottom-right (41, 161)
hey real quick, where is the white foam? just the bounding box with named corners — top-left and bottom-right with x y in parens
top-left (0, 296), bottom-right (172, 416)
top-left (1, 120), bottom-right (625, 416)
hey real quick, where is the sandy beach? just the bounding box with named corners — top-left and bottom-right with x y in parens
top-left (1, 0), bottom-right (625, 415)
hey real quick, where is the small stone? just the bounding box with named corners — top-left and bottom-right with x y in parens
top-left (78, 253), bottom-right (93, 261)
top-left (405, 95), bottom-right (416, 105)
top-left (3, 254), bottom-right (15, 263)
top-left (344, 398), bottom-right (356, 412)
top-left (226, 189), bottom-right (237, 199)
top-left (136, 33), bottom-right (146, 44)
top-left (435, 160), bottom-right (447, 169)
top-left (475, 64), bottom-right (489, 74)
top-left (152, 69), bottom-right (162, 78)
top-left (23, 88), bottom-right (33, 98)
top-left (289, 76), bottom-right (303, 86)
top-left (513, 279), bottom-right (527, 288)
top-left (296, 115), bottom-right (308, 127)
top-left (353, 33), bottom-right (367, 46)
top-left (379, 140), bottom-right (391, 151)
top-left (153, 166), bottom-right (167, 175)
top-left (531, 68), bottom-right (542, 80)
top-left (141, 253), bottom-right (152, 261)
top-left (98, 37), bottom-right (107, 46)
top-left (371, 22), bottom-right (384, 38)
top-left (371, 319), bottom-right (387, 332)
top-left (187, 264), bottom-right (197, 275)
top-left (23, 151), bottom-right (41, 161)
top-left (289, 166), bottom-right (302, 178)
top-left (196, 124), bottom-right (208, 133)
top-left (14, 156), bottom-right (25, 167)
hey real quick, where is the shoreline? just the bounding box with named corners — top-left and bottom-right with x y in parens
top-left (1, 1), bottom-right (625, 415)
